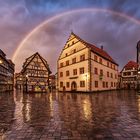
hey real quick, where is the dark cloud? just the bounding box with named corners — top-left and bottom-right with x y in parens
top-left (13, 11), bottom-right (140, 73)
top-left (0, 0), bottom-right (140, 73)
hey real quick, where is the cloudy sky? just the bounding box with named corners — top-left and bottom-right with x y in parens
top-left (0, 0), bottom-right (140, 73)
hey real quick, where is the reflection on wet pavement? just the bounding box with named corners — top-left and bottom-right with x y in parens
top-left (0, 90), bottom-right (140, 139)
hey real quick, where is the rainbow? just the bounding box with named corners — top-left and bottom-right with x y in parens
top-left (12, 8), bottom-right (140, 62)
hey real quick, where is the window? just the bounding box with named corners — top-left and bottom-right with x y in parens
top-left (111, 82), bottom-right (113, 87)
top-left (107, 62), bottom-right (109, 67)
top-left (94, 55), bottom-right (98, 62)
top-left (73, 69), bottom-right (77, 75)
top-left (106, 82), bottom-right (108, 88)
top-left (103, 81), bottom-right (105, 88)
top-left (95, 81), bottom-right (98, 88)
top-left (72, 58), bottom-right (76, 64)
top-left (72, 41), bottom-right (74, 45)
top-left (72, 49), bottom-right (76, 53)
top-left (115, 74), bottom-right (117, 79)
top-left (114, 82), bottom-right (116, 87)
top-left (107, 72), bottom-right (109, 77)
top-left (80, 54), bottom-right (85, 61)
top-left (66, 60), bottom-right (69, 66)
top-left (68, 44), bottom-right (69, 47)
top-left (66, 82), bottom-right (70, 88)
top-left (74, 49), bottom-right (76, 53)
top-left (123, 72), bottom-right (131, 76)
top-left (80, 81), bottom-right (85, 87)
top-left (60, 72), bottom-right (63, 77)
top-left (99, 58), bottom-right (102, 64)
top-left (111, 63), bottom-right (112, 68)
top-left (60, 82), bottom-right (63, 88)
top-left (80, 67), bottom-right (84, 74)
top-left (100, 69), bottom-right (103, 76)
top-left (60, 62), bottom-right (63, 68)
top-left (113, 65), bottom-right (115, 70)
top-left (110, 73), bottom-right (113, 78)
top-left (94, 67), bottom-right (98, 75)
top-left (133, 71), bottom-right (137, 75)
top-left (65, 53), bottom-right (68, 57)
top-left (66, 71), bottom-right (70, 76)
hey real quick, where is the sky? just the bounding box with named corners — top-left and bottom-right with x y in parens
top-left (0, 0), bottom-right (140, 73)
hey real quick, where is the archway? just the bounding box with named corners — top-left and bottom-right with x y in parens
top-left (71, 81), bottom-right (77, 91)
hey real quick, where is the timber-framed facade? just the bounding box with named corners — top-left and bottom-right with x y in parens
top-left (21, 52), bottom-right (51, 93)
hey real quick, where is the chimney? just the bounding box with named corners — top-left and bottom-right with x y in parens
top-left (101, 46), bottom-right (104, 50)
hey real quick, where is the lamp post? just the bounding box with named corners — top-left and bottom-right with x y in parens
top-left (25, 74), bottom-right (28, 93)
top-left (19, 78), bottom-right (22, 90)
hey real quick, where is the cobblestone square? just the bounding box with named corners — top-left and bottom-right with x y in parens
top-left (0, 90), bottom-right (140, 140)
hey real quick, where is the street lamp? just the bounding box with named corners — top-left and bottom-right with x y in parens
top-left (25, 74), bottom-right (28, 93)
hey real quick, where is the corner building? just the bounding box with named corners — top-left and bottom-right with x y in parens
top-left (0, 49), bottom-right (14, 92)
top-left (121, 61), bottom-right (138, 89)
top-left (58, 32), bottom-right (119, 92)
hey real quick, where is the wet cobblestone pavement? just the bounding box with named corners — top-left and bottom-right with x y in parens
top-left (0, 90), bottom-right (140, 140)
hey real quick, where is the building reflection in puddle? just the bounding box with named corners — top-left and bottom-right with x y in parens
top-left (82, 96), bottom-right (92, 121)
top-left (13, 90), bottom-right (32, 126)
top-left (22, 94), bottom-right (31, 122)
top-left (13, 90), bottom-right (24, 129)
top-left (49, 93), bottom-right (54, 117)
top-left (137, 95), bottom-right (140, 118)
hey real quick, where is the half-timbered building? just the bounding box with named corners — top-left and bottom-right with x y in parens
top-left (121, 61), bottom-right (138, 89)
top-left (21, 52), bottom-right (51, 93)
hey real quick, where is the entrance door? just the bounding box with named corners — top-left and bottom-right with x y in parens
top-left (71, 81), bottom-right (77, 91)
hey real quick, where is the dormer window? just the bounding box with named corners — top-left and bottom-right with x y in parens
top-left (68, 44), bottom-right (69, 47)
top-left (72, 41), bottom-right (74, 45)
top-left (66, 53), bottom-right (68, 57)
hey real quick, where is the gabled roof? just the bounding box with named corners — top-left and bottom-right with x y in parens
top-left (21, 52), bottom-right (51, 74)
top-left (7, 59), bottom-right (15, 66)
top-left (123, 61), bottom-right (138, 70)
top-left (0, 49), bottom-right (6, 57)
top-left (69, 32), bottom-right (118, 65)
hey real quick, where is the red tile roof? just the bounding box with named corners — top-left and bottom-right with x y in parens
top-left (49, 75), bottom-right (55, 79)
top-left (123, 61), bottom-right (138, 70)
top-left (72, 32), bottom-right (118, 65)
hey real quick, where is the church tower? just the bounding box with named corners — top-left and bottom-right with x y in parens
top-left (137, 41), bottom-right (140, 67)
